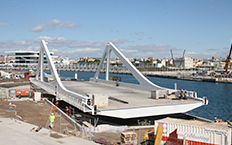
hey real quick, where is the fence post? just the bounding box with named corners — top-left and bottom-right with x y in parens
top-left (60, 113), bottom-right (61, 133)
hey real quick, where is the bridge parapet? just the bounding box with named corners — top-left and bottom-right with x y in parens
top-left (30, 78), bottom-right (94, 113)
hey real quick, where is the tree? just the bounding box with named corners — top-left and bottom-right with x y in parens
top-left (94, 59), bottom-right (100, 63)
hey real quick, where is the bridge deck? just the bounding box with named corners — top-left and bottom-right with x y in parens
top-left (62, 81), bottom-right (200, 110)
top-left (32, 40), bottom-right (206, 119)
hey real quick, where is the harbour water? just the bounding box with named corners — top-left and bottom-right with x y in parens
top-left (50, 71), bottom-right (232, 121)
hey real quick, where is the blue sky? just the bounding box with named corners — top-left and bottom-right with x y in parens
top-left (1, 0), bottom-right (232, 60)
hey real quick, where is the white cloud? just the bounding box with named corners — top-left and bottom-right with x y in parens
top-left (0, 22), bottom-right (8, 25)
top-left (120, 49), bottom-right (138, 53)
top-left (1, 36), bottom-right (228, 59)
top-left (110, 39), bottom-right (128, 44)
top-left (134, 32), bottom-right (144, 36)
top-left (122, 44), bottom-right (180, 52)
top-left (30, 19), bottom-right (80, 32)
top-left (46, 19), bottom-right (61, 29)
top-left (30, 24), bottom-right (45, 32)
top-left (0, 37), bottom-right (108, 59)
top-left (186, 51), bottom-right (226, 59)
top-left (118, 44), bottom-right (182, 58)
top-left (60, 21), bottom-right (80, 29)
top-left (0, 38), bottom-right (184, 59)
top-left (206, 48), bottom-right (218, 51)
top-left (187, 52), bottom-right (200, 55)
top-left (51, 49), bottom-right (58, 52)
top-left (68, 47), bottom-right (101, 53)
top-left (19, 46), bottom-right (40, 51)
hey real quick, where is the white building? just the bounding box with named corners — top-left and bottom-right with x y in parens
top-left (174, 56), bottom-right (193, 68)
top-left (60, 57), bottom-right (70, 65)
top-left (5, 51), bottom-right (54, 65)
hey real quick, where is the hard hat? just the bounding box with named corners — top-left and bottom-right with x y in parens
top-left (51, 113), bottom-right (54, 115)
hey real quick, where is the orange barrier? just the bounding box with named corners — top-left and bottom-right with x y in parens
top-left (16, 90), bottom-right (34, 97)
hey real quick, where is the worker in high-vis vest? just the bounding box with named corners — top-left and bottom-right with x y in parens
top-left (214, 117), bottom-right (218, 123)
top-left (49, 113), bottom-right (55, 129)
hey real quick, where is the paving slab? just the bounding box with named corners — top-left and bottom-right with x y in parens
top-left (0, 118), bottom-right (98, 145)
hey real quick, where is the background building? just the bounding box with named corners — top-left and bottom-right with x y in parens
top-left (174, 56), bottom-right (193, 68)
top-left (5, 51), bottom-right (54, 65)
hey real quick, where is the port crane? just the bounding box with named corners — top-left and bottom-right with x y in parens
top-left (224, 43), bottom-right (232, 75)
top-left (179, 50), bottom-right (186, 68)
top-left (170, 50), bottom-right (175, 66)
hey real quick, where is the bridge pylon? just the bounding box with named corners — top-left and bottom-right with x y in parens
top-left (31, 40), bottom-right (96, 115)
top-left (92, 42), bottom-right (167, 92)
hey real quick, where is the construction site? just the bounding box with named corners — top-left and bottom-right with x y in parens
top-left (0, 41), bottom-right (232, 145)
top-left (0, 78), bottom-right (231, 145)
top-left (0, 82), bottom-right (156, 145)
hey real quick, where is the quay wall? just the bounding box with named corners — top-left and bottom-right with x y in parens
top-left (1, 64), bottom-right (232, 84)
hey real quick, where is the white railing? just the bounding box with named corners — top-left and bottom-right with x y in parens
top-left (30, 78), bottom-right (93, 113)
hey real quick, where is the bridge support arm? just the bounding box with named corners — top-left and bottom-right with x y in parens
top-left (106, 45), bottom-right (111, 81)
top-left (32, 40), bottom-right (96, 116)
top-left (93, 42), bottom-right (166, 91)
top-left (40, 47), bottom-right (44, 81)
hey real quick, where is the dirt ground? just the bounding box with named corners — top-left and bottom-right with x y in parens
top-left (0, 99), bottom-right (152, 144)
top-left (0, 99), bottom-right (74, 133)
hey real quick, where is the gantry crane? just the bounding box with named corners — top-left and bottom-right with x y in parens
top-left (170, 50), bottom-right (175, 66)
top-left (224, 43), bottom-right (232, 75)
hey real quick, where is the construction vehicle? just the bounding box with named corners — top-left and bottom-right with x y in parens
top-left (224, 43), bottom-right (232, 75)
top-left (141, 130), bottom-right (155, 145)
top-left (206, 72), bottom-right (217, 77)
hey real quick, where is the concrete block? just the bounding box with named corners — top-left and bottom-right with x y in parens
top-left (164, 94), bottom-right (168, 99)
top-left (34, 92), bottom-right (41, 101)
top-left (151, 89), bottom-right (168, 99)
top-left (92, 94), bottom-right (108, 107)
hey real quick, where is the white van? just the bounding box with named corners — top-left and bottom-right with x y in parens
top-left (5, 73), bottom-right (12, 79)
